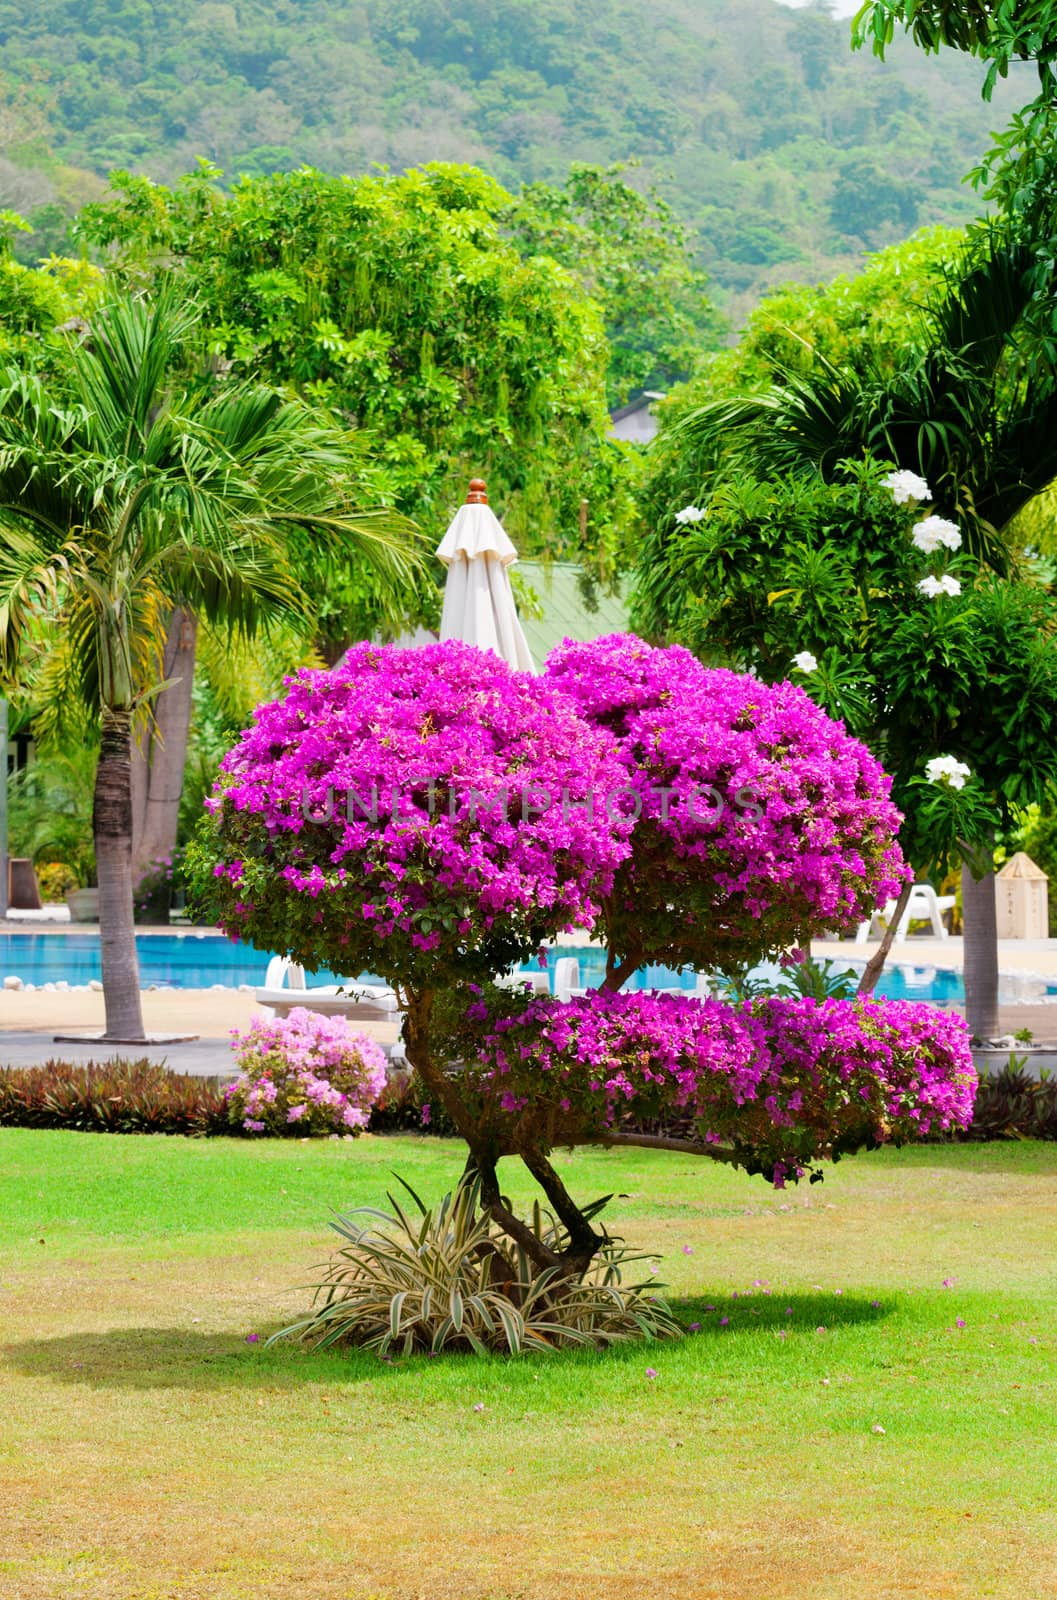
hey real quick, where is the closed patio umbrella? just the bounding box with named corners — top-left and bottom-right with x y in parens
top-left (436, 479), bottom-right (535, 672)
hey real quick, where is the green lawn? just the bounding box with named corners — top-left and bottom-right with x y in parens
top-left (1, 1130), bottom-right (1055, 1600)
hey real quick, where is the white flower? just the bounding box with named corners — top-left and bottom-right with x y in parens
top-left (674, 505), bottom-right (706, 525)
top-left (912, 514), bottom-right (962, 555)
top-left (882, 469), bottom-right (931, 505)
top-left (792, 651), bottom-right (818, 673)
top-left (925, 755), bottom-right (971, 790)
top-left (917, 574), bottom-right (961, 598)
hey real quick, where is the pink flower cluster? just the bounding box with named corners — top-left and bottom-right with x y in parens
top-left (743, 994), bottom-right (978, 1176)
top-left (482, 988), bottom-right (769, 1136)
top-left (204, 640), bottom-right (632, 984)
top-left (546, 634), bottom-right (906, 967)
top-left (225, 1007), bottom-right (388, 1137)
top-left (475, 988), bottom-right (975, 1179)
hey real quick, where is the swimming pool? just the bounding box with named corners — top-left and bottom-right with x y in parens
top-left (1, 930), bottom-right (1054, 1007)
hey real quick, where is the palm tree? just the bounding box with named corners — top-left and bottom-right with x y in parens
top-left (0, 289), bottom-right (425, 1040)
top-left (674, 235), bottom-right (1057, 574)
top-left (668, 233), bottom-right (1057, 1039)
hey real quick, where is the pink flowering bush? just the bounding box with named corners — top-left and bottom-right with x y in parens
top-left (462, 987), bottom-right (974, 1180)
top-left (196, 640), bottom-right (633, 988)
top-left (224, 1008), bottom-right (388, 1137)
top-left (546, 634), bottom-right (906, 974)
top-left (475, 988), bottom-right (770, 1143)
top-left (187, 632), bottom-right (974, 1316)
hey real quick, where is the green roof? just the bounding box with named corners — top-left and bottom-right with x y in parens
top-left (515, 561), bottom-right (630, 666)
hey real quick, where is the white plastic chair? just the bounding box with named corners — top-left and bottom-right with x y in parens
top-left (254, 957), bottom-right (404, 1060)
top-left (855, 885), bottom-right (955, 943)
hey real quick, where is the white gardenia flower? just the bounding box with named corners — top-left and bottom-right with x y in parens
top-left (917, 574), bottom-right (961, 598)
top-left (792, 651), bottom-right (818, 673)
top-left (925, 755), bottom-right (971, 790)
top-left (674, 505), bottom-right (706, 525)
top-left (912, 514), bottom-right (962, 555)
top-left (882, 469), bottom-right (931, 505)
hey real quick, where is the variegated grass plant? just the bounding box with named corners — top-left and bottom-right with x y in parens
top-left (272, 1175), bottom-right (683, 1355)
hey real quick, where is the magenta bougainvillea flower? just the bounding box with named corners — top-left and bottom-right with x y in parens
top-left (200, 640), bottom-right (634, 985)
top-left (546, 633), bottom-right (906, 969)
top-left (471, 986), bottom-right (974, 1182)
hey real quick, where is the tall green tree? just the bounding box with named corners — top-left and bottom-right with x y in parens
top-left (504, 162), bottom-right (723, 405)
top-left (0, 289), bottom-right (424, 1039)
top-left (632, 460), bottom-right (1057, 1036)
top-left (79, 162), bottom-right (636, 571)
top-left (667, 232), bottom-right (1057, 569)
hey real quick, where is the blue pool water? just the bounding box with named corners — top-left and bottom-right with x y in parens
top-left (0, 931), bottom-right (1053, 1006)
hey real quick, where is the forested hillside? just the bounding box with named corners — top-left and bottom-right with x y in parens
top-left (0, 0), bottom-right (1021, 316)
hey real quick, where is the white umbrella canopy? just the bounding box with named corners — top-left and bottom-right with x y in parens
top-left (436, 479), bottom-right (536, 672)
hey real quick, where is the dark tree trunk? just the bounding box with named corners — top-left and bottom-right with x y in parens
top-left (95, 707), bottom-right (147, 1040)
top-left (962, 860), bottom-right (1001, 1041)
top-left (131, 607), bottom-right (198, 880)
top-left (403, 988), bottom-right (604, 1276)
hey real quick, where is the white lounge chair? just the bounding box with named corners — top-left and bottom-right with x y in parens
top-left (495, 969), bottom-right (552, 996)
top-left (254, 957), bottom-right (406, 1061)
top-left (552, 956), bottom-right (583, 1002)
top-left (855, 885), bottom-right (955, 944)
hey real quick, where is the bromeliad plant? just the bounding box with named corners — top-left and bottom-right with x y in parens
top-left (192, 631), bottom-right (976, 1342)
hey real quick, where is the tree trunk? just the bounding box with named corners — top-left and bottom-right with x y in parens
top-left (95, 707), bottom-right (147, 1040)
top-left (961, 859), bottom-right (1000, 1042)
top-left (857, 878), bottom-right (914, 996)
top-left (131, 607), bottom-right (198, 880)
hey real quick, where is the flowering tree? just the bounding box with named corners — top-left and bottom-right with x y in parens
top-left (193, 633), bottom-right (975, 1286)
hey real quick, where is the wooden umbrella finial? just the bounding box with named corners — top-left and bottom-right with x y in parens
top-left (466, 478), bottom-right (489, 504)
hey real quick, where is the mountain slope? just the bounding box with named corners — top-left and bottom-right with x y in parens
top-left (0, 0), bottom-right (1021, 315)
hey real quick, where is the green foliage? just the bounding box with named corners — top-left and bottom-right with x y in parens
top-left (633, 461), bottom-right (1057, 873)
top-left (651, 231), bottom-right (1057, 570)
top-left (79, 164), bottom-right (634, 565)
top-left (963, 1062), bottom-right (1057, 1141)
top-left (505, 162), bottom-right (723, 404)
top-left (0, 287), bottom-right (426, 721)
top-left (854, 2), bottom-right (1057, 103)
top-left (638, 225), bottom-right (963, 535)
top-left (0, 1058), bottom-right (225, 1135)
top-left (273, 1175), bottom-right (683, 1355)
top-left (0, 0), bottom-right (1025, 317)
top-left (6, 744), bottom-right (97, 885)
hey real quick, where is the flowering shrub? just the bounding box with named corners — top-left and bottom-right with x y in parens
top-left (225, 1008), bottom-right (388, 1137)
top-left (546, 634), bottom-right (906, 972)
top-left (737, 995), bottom-right (976, 1182)
top-left (476, 988), bottom-right (770, 1142)
top-left (194, 640), bottom-right (633, 987)
top-left (190, 628), bottom-right (967, 1331)
top-left (464, 986), bottom-right (974, 1180)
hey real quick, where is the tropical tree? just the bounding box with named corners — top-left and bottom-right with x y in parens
top-left (632, 462), bottom-right (1057, 1037)
top-left (78, 162), bottom-right (637, 569)
top-left (635, 233), bottom-right (1057, 1036)
top-left (0, 289), bottom-right (426, 1040)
